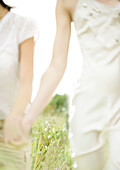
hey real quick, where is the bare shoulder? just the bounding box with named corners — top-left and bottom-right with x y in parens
top-left (56, 0), bottom-right (78, 21)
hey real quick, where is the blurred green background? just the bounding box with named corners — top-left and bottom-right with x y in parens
top-left (31, 94), bottom-right (74, 170)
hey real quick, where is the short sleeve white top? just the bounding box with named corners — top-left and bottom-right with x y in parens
top-left (0, 11), bottom-right (39, 119)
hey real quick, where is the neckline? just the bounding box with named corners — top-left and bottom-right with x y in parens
top-left (91, 0), bottom-right (120, 8)
top-left (0, 11), bottom-right (11, 24)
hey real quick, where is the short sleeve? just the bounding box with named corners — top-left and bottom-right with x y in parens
top-left (15, 15), bottom-right (39, 44)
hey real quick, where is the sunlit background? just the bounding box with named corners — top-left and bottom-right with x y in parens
top-left (4, 0), bottom-right (83, 102)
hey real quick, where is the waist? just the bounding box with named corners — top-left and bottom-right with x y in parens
top-left (75, 72), bottom-right (120, 96)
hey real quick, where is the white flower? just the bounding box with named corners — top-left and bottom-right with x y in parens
top-left (53, 128), bottom-right (55, 133)
top-left (48, 135), bottom-right (51, 139)
top-left (46, 120), bottom-right (48, 124)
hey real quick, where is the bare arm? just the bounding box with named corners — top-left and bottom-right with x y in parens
top-left (2, 38), bottom-right (34, 144)
top-left (10, 38), bottom-right (34, 117)
top-left (25, 0), bottom-right (72, 125)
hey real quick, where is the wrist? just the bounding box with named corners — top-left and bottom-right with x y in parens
top-left (23, 113), bottom-right (35, 126)
top-left (26, 107), bottom-right (41, 124)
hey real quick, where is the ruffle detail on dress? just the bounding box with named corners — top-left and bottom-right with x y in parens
top-left (73, 0), bottom-right (120, 48)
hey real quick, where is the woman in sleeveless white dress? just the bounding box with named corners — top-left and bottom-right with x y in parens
top-left (23, 0), bottom-right (120, 169)
top-left (68, 0), bottom-right (120, 169)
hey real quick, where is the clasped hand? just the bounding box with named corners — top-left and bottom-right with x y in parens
top-left (0, 114), bottom-right (33, 146)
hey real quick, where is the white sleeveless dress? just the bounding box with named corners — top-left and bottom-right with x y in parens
top-left (68, 0), bottom-right (120, 165)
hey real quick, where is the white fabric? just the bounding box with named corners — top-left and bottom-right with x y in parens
top-left (72, 128), bottom-right (120, 170)
top-left (68, 0), bottom-right (120, 169)
top-left (0, 11), bottom-right (39, 119)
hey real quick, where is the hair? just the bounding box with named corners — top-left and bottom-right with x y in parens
top-left (0, 0), bottom-right (13, 11)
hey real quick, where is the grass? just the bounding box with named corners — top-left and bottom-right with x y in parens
top-left (31, 112), bottom-right (74, 170)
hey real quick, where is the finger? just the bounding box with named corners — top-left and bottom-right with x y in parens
top-left (10, 140), bottom-right (23, 146)
top-left (10, 137), bottom-right (28, 146)
top-left (3, 133), bottom-right (20, 144)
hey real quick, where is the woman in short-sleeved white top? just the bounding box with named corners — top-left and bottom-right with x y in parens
top-left (0, 0), bottom-right (39, 169)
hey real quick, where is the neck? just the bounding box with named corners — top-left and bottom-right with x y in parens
top-left (0, 4), bottom-right (9, 20)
